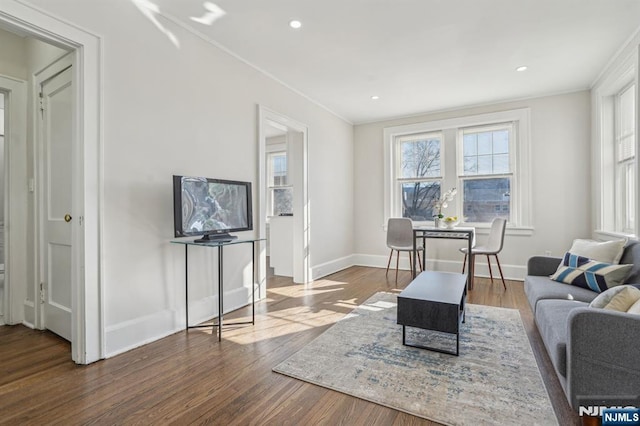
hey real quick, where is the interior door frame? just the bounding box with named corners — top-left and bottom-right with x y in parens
top-left (258, 105), bottom-right (310, 287)
top-left (0, 2), bottom-right (103, 364)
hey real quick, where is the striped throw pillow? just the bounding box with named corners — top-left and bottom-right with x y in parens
top-left (550, 252), bottom-right (632, 293)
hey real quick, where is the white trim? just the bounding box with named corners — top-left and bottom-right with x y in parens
top-left (383, 108), bottom-right (532, 229)
top-left (104, 286), bottom-right (250, 358)
top-left (310, 255), bottom-right (355, 280)
top-left (258, 106), bottom-right (310, 285)
top-left (0, 1), bottom-right (103, 364)
top-left (351, 253), bottom-right (526, 281)
top-left (0, 75), bottom-right (27, 327)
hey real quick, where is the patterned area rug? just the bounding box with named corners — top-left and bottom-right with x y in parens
top-left (273, 292), bottom-right (557, 425)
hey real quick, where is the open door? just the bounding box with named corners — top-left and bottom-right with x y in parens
top-left (39, 65), bottom-right (73, 341)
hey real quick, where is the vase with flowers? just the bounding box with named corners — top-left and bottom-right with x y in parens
top-left (433, 187), bottom-right (457, 228)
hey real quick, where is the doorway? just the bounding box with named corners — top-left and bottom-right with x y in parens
top-left (0, 92), bottom-right (4, 325)
top-left (258, 106), bottom-right (310, 290)
top-left (0, 2), bottom-right (102, 364)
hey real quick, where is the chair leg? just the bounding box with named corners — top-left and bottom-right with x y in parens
top-left (409, 251), bottom-right (412, 272)
top-left (486, 254), bottom-right (494, 284)
top-left (395, 250), bottom-right (400, 284)
top-left (417, 250), bottom-right (423, 271)
top-left (495, 254), bottom-right (507, 290)
top-left (462, 253), bottom-right (467, 273)
top-left (385, 250), bottom-right (393, 276)
top-left (469, 254), bottom-right (476, 290)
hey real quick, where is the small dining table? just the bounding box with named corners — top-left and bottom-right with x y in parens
top-left (412, 225), bottom-right (475, 290)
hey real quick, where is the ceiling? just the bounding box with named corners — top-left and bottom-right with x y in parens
top-left (148, 1), bottom-right (639, 123)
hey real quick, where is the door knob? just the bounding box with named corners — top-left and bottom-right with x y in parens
top-left (64, 214), bottom-right (72, 222)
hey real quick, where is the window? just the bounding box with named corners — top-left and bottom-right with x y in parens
top-left (384, 109), bottom-right (531, 230)
top-left (459, 124), bottom-right (513, 223)
top-left (267, 152), bottom-right (292, 216)
top-left (615, 83), bottom-right (636, 233)
top-left (396, 133), bottom-right (442, 220)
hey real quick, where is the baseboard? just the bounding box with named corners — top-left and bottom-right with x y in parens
top-left (351, 253), bottom-right (526, 281)
top-left (104, 286), bottom-right (253, 358)
top-left (311, 255), bottom-right (356, 280)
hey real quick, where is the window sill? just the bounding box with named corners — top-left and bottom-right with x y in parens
top-left (594, 229), bottom-right (637, 241)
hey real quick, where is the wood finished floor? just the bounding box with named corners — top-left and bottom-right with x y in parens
top-left (0, 267), bottom-right (579, 425)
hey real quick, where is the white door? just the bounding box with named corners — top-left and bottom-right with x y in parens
top-left (40, 67), bottom-right (73, 341)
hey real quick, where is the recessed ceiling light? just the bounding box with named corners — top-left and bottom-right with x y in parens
top-left (289, 20), bottom-right (302, 29)
top-left (371, 95), bottom-right (380, 100)
top-left (516, 66), bottom-right (528, 72)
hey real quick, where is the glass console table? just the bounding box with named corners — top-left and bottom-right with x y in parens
top-left (171, 237), bottom-right (265, 341)
top-left (412, 226), bottom-right (475, 290)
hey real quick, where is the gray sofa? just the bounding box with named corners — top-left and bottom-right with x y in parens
top-left (524, 241), bottom-right (640, 411)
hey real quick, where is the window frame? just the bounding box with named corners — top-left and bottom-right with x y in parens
top-left (394, 132), bottom-right (444, 220)
top-left (266, 150), bottom-right (293, 217)
top-left (614, 82), bottom-right (636, 234)
top-left (383, 108), bottom-right (532, 234)
top-left (457, 122), bottom-right (516, 225)
top-left (593, 52), bottom-right (637, 240)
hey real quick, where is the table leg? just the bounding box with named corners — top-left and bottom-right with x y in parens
top-left (252, 241), bottom-right (255, 325)
top-left (412, 231), bottom-right (417, 279)
top-left (467, 233), bottom-right (473, 290)
top-left (185, 245), bottom-right (189, 329)
top-left (217, 246), bottom-right (223, 342)
top-left (422, 235), bottom-right (426, 271)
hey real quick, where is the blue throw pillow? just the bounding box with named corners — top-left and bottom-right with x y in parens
top-left (550, 252), bottom-right (633, 293)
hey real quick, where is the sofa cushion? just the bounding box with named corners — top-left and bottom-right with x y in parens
top-left (525, 275), bottom-right (599, 313)
top-left (628, 298), bottom-right (640, 315)
top-left (569, 238), bottom-right (626, 264)
top-left (550, 252), bottom-right (632, 293)
top-left (604, 286), bottom-right (640, 311)
top-left (535, 299), bottom-right (589, 378)
top-left (589, 285), bottom-right (636, 308)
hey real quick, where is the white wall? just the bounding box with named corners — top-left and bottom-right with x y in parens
top-left (15, 0), bottom-right (354, 357)
top-left (354, 91), bottom-right (592, 280)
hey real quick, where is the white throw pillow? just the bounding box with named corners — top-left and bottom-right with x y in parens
top-left (569, 238), bottom-right (626, 264)
top-left (628, 298), bottom-right (640, 315)
top-left (589, 285), bottom-right (632, 308)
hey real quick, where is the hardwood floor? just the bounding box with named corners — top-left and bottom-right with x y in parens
top-left (0, 267), bottom-right (578, 425)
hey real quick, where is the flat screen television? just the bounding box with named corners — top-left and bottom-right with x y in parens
top-left (173, 175), bottom-right (253, 242)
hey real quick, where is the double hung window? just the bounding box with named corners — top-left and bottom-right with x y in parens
top-left (384, 108), bottom-right (530, 229)
top-left (459, 124), bottom-right (513, 223)
top-left (615, 84), bottom-right (636, 233)
top-left (267, 152), bottom-right (292, 216)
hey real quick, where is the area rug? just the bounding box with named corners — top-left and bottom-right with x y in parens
top-left (273, 292), bottom-right (557, 425)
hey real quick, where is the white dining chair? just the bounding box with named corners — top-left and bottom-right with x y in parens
top-left (459, 218), bottom-right (507, 289)
top-left (386, 218), bottom-right (423, 284)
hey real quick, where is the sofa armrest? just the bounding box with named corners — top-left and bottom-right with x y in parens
top-left (527, 256), bottom-right (562, 276)
top-left (566, 307), bottom-right (640, 410)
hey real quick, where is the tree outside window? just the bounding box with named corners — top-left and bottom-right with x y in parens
top-left (397, 135), bottom-right (442, 220)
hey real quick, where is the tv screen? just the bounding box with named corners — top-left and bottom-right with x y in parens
top-left (173, 175), bottom-right (253, 241)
